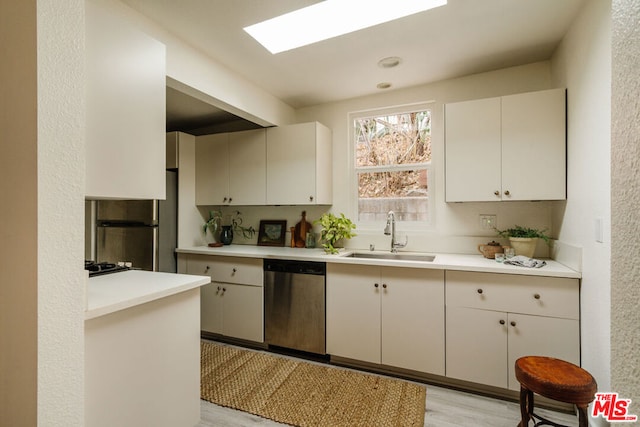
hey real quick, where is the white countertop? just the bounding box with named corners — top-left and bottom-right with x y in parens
top-left (86, 270), bottom-right (211, 320)
top-left (176, 245), bottom-right (580, 279)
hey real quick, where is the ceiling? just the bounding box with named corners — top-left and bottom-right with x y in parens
top-left (122, 0), bottom-right (585, 134)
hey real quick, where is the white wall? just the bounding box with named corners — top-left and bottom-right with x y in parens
top-left (286, 62), bottom-right (561, 255)
top-left (91, 0), bottom-right (296, 128)
top-left (550, 0), bottom-right (612, 415)
top-left (611, 0), bottom-right (640, 417)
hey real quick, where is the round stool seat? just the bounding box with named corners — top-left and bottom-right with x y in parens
top-left (515, 356), bottom-right (597, 405)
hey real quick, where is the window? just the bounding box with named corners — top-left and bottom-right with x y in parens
top-left (351, 104), bottom-right (432, 224)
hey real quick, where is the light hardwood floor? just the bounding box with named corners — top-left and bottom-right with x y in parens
top-left (197, 342), bottom-right (578, 427)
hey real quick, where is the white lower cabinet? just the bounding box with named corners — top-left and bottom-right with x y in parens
top-left (327, 264), bottom-right (445, 375)
top-left (445, 271), bottom-right (580, 390)
top-left (184, 254), bottom-right (263, 343)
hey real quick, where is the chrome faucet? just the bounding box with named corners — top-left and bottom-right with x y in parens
top-left (384, 211), bottom-right (408, 253)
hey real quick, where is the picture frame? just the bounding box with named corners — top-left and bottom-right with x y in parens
top-left (257, 220), bottom-right (287, 247)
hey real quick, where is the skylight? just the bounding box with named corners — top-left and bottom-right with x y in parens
top-left (244, 0), bottom-right (447, 54)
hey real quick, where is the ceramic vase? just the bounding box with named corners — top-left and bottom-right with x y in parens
top-left (220, 225), bottom-right (233, 245)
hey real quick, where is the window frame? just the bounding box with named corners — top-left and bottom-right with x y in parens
top-left (348, 101), bottom-right (435, 232)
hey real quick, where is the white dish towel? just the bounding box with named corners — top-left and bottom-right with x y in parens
top-left (504, 255), bottom-right (547, 268)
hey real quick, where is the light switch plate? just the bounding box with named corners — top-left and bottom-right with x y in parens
top-left (479, 214), bottom-right (497, 230)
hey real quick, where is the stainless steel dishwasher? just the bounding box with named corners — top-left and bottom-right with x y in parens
top-left (264, 259), bottom-right (326, 355)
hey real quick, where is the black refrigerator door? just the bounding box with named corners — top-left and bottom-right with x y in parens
top-left (96, 225), bottom-right (157, 271)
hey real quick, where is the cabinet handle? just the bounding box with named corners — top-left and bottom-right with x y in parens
top-left (510, 321), bottom-right (517, 327)
top-left (477, 288), bottom-right (483, 294)
top-left (228, 197), bottom-right (233, 203)
top-left (504, 190), bottom-right (511, 196)
top-left (309, 196), bottom-right (314, 202)
top-left (222, 287), bottom-right (226, 294)
top-left (223, 197), bottom-right (227, 202)
top-left (499, 319), bottom-right (506, 325)
top-left (232, 268), bottom-right (237, 274)
top-left (374, 283), bottom-right (379, 288)
top-left (382, 283), bottom-right (387, 289)
top-left (216, 286), bottom-right (222, 294)
top-left (534, 293), bottom-right (541, 299)
top-left (494, 191), bottom-right (500, 196)
top-left (205, 266), bottom-right (210, 272)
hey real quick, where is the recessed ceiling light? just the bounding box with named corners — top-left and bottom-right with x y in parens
top-left (244, 0), bottom-right (447, 54)
top-left (377, 82), bottom-right (392, 89)
top-left (378, 57), bottom-right (402, 68)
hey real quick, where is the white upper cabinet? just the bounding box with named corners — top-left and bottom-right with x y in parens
top-left (85, 2), bottom-right (166, 199)
top-left (445, 88), bottom-right (566, 202)
top-left (195, 129), bottom-right (266, 205)
top-left (266, 122), bottom-right (332, 205)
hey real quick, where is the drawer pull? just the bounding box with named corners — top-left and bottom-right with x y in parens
top-left (477, 288), bottom-right (483, 294)
top-left (232, 268), bottom-right (237, 274)
top-left (374, 283), bottom-right (379, 288)
top-left (534, 293), bottom-right (541, 299)
top-left (205, 266), bottom-right (210, 272)
top-left (510, 321), bottom-right (517, 327)
top-left (499, 319), bottom-right (506, 325)
top-left (494, 191), bottom-right (500, 196)
top-left (504, 190), bottom-right (511, 196)
top-left (382, 283), bottom-right (387, 289)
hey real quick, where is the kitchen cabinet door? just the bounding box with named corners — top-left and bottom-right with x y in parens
top-left (266, 122), bottom-right (332, 205)
top-left (506, 313), bottom-right (579, 390)
top-left (445, 97), bottom-right (502, 202)
top-left (195, 133), bottom-right (229, 205)
top-left (381, 267), bottom-right (445, 375)
top-left (501, 88), bottom-right (566, 201)
top-left (228, 129), bottom-right (266, 205)
top-left (221, 283), bottom-right (263, 343)
top-left (326, 264), bottom-right (381, 364)
top-left (85, 2), bottom-right (166, 199)
top-left (446, 306), bottom-right (508, 388)
top-left (200, 283), bottom-right (223, 335)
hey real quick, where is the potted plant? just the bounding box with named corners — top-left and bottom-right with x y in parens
top-left (315, 213), bottom-right (357, 254)
top-left (203, 210), bottom-right (256, 245)
top-left (495, 225), bottom-right (550, 258)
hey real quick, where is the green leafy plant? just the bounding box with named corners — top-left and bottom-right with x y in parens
top-left (203, 210), bottom-right (256, 240)
top-left (315, 213), bottom-right (357, 254)
top-left (495, 225), bottom-right (550, 244)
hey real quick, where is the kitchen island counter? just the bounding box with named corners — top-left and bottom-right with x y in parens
top-left (176, 245), bottom-right (580, 279)
top-left (85, 269), bottom-right (210, 320)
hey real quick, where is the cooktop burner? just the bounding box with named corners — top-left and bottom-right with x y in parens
top-left (85, 261), bottom-right (130, 277)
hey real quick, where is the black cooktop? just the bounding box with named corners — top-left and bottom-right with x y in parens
top-left (85, 261), bottom-right (130, 277)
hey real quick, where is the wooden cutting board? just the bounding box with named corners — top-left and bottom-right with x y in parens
top-left (293, 211), bottom-right (312, 248)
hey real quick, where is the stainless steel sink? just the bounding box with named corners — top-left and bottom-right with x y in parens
top-left (344, 252), bottom-right (436, 262)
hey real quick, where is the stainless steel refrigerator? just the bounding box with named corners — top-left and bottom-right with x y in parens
top-left (93, 171), bottom-right (177, 272)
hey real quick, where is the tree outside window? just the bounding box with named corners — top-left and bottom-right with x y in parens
top-left (353, 107), bottom-right (432, 223)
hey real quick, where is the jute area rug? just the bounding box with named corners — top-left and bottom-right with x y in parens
top-left (201, 341), bottom-right (426, 427)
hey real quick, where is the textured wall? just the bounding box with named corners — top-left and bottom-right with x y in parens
top-left (36, 0), bottom-right (86, 425)
top-left (611, 0), bottom-right (640, 421)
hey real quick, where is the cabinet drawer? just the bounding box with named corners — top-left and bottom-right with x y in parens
top-left (184, 254), bottom-right (214, 277)
top-left (210, 256), bottom-right (263, 286)
top-left (446, 271), bottom-right (579, 319)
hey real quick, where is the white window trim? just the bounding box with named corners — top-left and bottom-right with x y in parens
top-left (348, 102), bottom-right (435, 232)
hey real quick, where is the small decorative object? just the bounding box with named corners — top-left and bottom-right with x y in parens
top-left (220, 225), bottom-right (233, 245)
top-left (257, 220), bottom-right (287, 247)
top-left (294, 211), bottom-right (312, 248)
top-left (504, 247), bottom-right (516, 259)
top-left (495, 253), bottom-right (505, 263)
top-left (314, 212), bottom-right (357, 254)
top-left (203, 210), bottom-right (256, 245)
top-left (305, 231), bottom-right (316, 248)
top-left (495, 225), bottom-right (551, 258)
top-left (290, 227), bottom-right (296, 248)
top-left (477, 240), bottom-right (504, 259)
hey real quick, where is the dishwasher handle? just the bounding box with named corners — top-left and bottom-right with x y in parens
top-left (264, 259), bottom-right (326, 276)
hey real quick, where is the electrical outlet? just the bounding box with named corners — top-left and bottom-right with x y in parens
top-left (479, 214), bottom-right (497, 230)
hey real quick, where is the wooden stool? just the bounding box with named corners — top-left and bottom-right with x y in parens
top-left (515, 356), bottom-right (597, 427)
